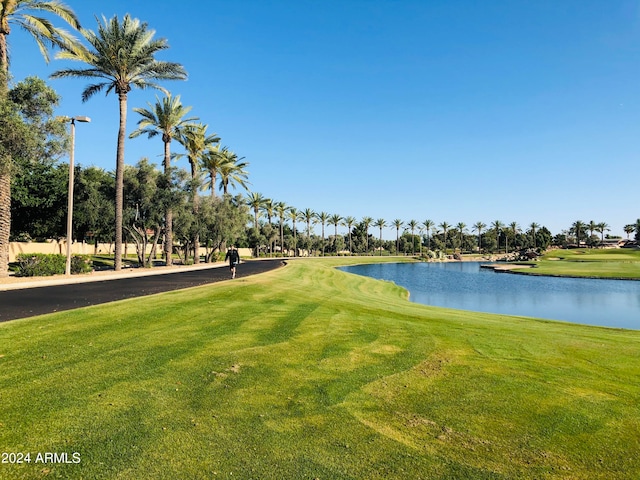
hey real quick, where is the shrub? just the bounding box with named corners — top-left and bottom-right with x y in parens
top-left (71, 255), bottom-right (93, 274)
top-left (16, 253), bottom-right (93, 277)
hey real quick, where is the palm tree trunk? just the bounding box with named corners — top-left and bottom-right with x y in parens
top-left (293, 222), bottom-right (297, 257)
top-left (163, 140), bottom-right (173, 266)
top-left (190, 160), bottom-right (200, 264)
top-left (0, 33), bottom-right (8, 95)
top-left (0, 171), bottom-right (10, 277)
top-left (114, 92), bottom-right (128, 271)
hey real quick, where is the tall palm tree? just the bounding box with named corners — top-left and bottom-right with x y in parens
top-left (52, 14), bottom-right (187, 270)
top-left (342, 216), bottom-right (356, 254)
top-left (507, 222), bottom-right (519, 254)
top-left (374, 218), bottom-right (387, 256)
top-left (329, 214), bottom-right (342, 253)
top-left (301, 208), bottom-right (315, 255)
top-left (288, 207), bottom-right (298, 256)
top-left (571, 220), bottom-right (585, 246)
top-left (274, 201), bottom-right (289, 255)
top-left (596, 222), bottom-right (609, 244)
top-left (529, 222), bottom-right (540, 249)
top-left (1, 0), bottom-right (80, 91)
top-left (129, 93), bottom-right (197, 266)
top-left (407, 220), bottom-right (418, 255)
top-left (316, 211), bottom-right (330, 256)
top-left (439, 221), bottom-right (451, 253)
top-left (362, 216), bottom-right (373, 255)
top-left (218, 148), bottom-right (249, 195)
top-left (177, 123), bottom-right (219, 263)
top-left (0, 0), bottom-right (80, 277)
top-left (422, 219), bottom-right (434, 251)
top-left (201, 145), bottom-right (227, 197)
top-left (491, 220), bottom-right (503, 253)
top-left (392, 219), bottom-right (403, 255)
top-left (246, 192), bottom-right (265, 229)
top-left (455, 222), bottom-right (467, 254)
top-left (261, 198), bottom-right (275, 255)
top-left (624, 224), bottom-right (635, 239)
top-left (473, 221), bottom-right (486, 252)
top-left (587, 220), bottom-right (598, 246)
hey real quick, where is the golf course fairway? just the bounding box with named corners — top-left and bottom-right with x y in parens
top-left (1, 257), bottom-right (638, 479)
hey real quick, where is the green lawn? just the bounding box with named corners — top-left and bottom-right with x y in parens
top-left (1, 257), bottom-right (639, 479)
top-left (519, 248), bottom-right (640, 279)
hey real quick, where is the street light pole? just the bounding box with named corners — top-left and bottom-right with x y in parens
top-left (66, 116), bottom-right (91, 276)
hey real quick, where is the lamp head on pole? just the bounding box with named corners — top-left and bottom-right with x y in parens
top-left (72, 116), bottom-right (91, 123)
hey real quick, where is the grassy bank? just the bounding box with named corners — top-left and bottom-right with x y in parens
top-left (518, 248), bottom-right (640, 279)
top-left (1, 257), bottom-right (639, 479)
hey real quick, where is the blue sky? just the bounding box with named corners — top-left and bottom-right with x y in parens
top-left (9, 0), bottom-right (640, 238)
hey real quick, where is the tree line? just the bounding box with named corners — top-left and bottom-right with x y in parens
top-left (1, 3), bottom-right (639, 276)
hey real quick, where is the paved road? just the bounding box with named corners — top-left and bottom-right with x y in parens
top-left (0, 259), bottom-right (284, 322)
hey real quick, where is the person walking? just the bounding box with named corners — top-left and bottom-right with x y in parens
top-left (225, 245), bottom-right (240, 279)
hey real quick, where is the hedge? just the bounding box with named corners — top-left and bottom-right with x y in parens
top-left (16, 254), bottom-right (93, 277)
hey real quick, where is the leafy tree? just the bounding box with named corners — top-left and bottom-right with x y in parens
top-left (11, 156), bottom-right (68, 240)
top-left (129, 93), bottom-right (197, 265)
top-left (52, 14), bottom-right (187, 270)
top-left (122, 159), bottom-right (165, 266)
top-left (0, 78), bottom-right (67, 278)
top-left (73, 166), bottom-right (114, 250)
top-left (7, 77), bottom-right (68, 241)
top-left (200, 194), bottom-right (249, 262)
top-left (536, 226), bottom-right (552, 250)
top-left (350, 220), bottom-right (373, 254)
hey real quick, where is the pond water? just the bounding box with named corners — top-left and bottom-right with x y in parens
top-left (338, 262), bottom-right (640, 330)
